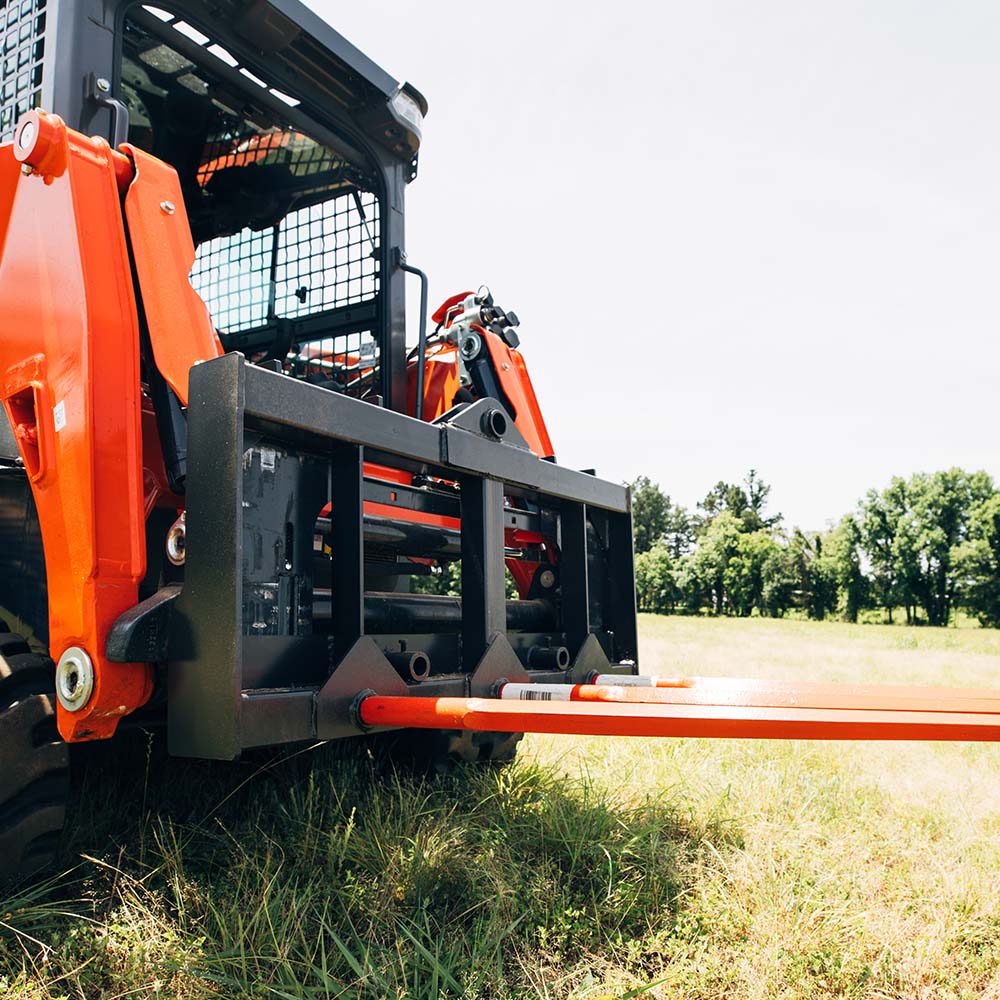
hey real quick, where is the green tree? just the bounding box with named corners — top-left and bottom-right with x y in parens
top-left (954, 494), bottom-right (1000, 626)
top-left (635, 545), bottom-right (678, 614)
top-left (697, 469), bottom-right (782, 534)
top-left (860, 470), bottom-right (993, 626)
top-left (688, 511), bottom-right (744, 614)
top-left (630, 476), bottom-right (671, 555)
top-left (824, 514), bottom-right (867, 622)
top-left (787, 529), bottom-right (838, 620)
top-left (724, 530), bottom-right (783, 617)
top-left (906, 469), bottom-right (994, 626)
top-left (859, 478), bottom-right (910, 623)
top-left (675, 556), bottom-right (707, 615)
top-left (412, 561), bottom-right (518, 599)
top-left (629, 477), bottom-right (693, 556)
top-left (411, 560), bottom-right (461, 597)
top-left (761, 541), bottom-right (797, 617)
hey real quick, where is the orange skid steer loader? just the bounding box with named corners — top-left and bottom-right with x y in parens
top-left (3, 0), bottom-right (999, 889)
top-left (0, 0), bottom-right (639, 883)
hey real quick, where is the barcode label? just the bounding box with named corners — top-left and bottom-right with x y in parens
top-left (500, 683), bottom-right (572, 701)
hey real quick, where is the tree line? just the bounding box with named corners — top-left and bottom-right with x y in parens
top-left (631, 468), bottom-right (1000, 627)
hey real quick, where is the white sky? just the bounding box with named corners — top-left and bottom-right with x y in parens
top-left (309, 0), bottom-right (1000, 531)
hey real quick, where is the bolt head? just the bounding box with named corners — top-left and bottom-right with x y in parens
top-left (539, 568), bottom-right (556, 589)
top-left (159, 200), bottom-right (175, 215)
top-left (96, 77), bottom-right (111, 93)
top-left (459, 333), bottom-right (482, 361)
top-left (20, 163), bottom-right (32, 176)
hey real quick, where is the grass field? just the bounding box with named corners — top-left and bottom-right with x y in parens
top-left (4, 615), bottom-right (1000, 999)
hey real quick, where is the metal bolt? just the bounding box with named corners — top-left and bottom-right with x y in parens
top-left (459, 332), bottom-right (482, 361)
top-left (56, 647), bottom-right (95, 711)
top-left (539, 568), bottom-right (556, 589)
top-left (159, 200), bottom-right (175, 215)
top-left (20, 164), bottom-right (32, 176)
top-left (96, 77), bottom-right (111, 93)
top-left (166, 512), bottom-right (186, 566)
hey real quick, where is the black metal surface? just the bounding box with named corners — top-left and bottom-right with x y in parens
top-left (598, 505), bottom-right (640, 665)
top-left (0, 465), bottom-right (47, 645)
top-left (0, 411), bottom-right (17, 463)
top-left (353, 593), bottom-right (554, 634)
top-left (164, 353), bottom-right (636, 758)
top-left (243, 363), bottom-right (628, 510)
top-left (105, 584), bottom-right (180, 663)
top-left (168, 354), bottom-right (244, 760)
top-left (86, 72), bottom-right (128, 147)
top-left (397, 253), bottom-right (429, 420)
top-left (559, 502), bottom-right (590, 653)
top-left (24, 0), bottom-right (420, 160)
top-left (460, 477), bottom-right (506, 672)
top-left (436, 397), bottom-right (531, 451)
top-left (357, 515), bottom-right (461, 557)
top-left (385, 649), bottom-right (429, 682)
top-left (330, 443), bottom-right (364, 659)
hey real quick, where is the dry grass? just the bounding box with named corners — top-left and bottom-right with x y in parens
top-left (3, 614), bottom-right (1000, 998)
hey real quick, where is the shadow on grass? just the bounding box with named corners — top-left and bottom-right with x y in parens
top-left (1, 730), bottom-right (735, 999)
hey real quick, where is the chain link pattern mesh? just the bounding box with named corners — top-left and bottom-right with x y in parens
top-left (122, 9), bottom-right (385, 398)
top-left (190, 186), bottom-right (380, 334)
top-left (0, 0), bottom-right (47, 143)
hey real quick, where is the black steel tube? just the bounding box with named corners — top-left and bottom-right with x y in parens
top-left (311, 592), bottom-right (556, 634)
top-left (316, 514), bottom-right (462, 558)
top-left (526, 645), bottom-right (571, 670)
top-left (386, 650), bottom-right (431, 681)
top-left (399, 257), bottom-right (429, 421)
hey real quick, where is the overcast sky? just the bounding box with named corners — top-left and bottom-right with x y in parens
top-left (309, 0), bottom-right (1000, 531)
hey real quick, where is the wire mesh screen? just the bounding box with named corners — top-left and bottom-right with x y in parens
top-left (190, 188), bottom-right (380, 332)
top-left (190, 182), bottom-right (381, 396)
top-left (0, 0), bottom-right (47, 143)
top-left (120, 11), bottom-right (385, 399)
top-left (286, 330), bottom-right (380, 396)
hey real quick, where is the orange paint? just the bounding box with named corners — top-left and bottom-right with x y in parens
top-left (482, 330), bottom-right (554, 459)
top-left (359, 695), bottom-right (1000, 742)
top-left (502, 681), bottom-right (1000, 716)
top-left (0, 113), bottom-right (152, 740)
top-left (122, 145), bottom-right (222, 405)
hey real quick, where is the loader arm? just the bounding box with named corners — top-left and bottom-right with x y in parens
top-left (0, 113), bottom-right (152, 740)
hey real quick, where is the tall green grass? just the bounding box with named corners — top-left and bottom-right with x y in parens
top-left (3, 615), bottom-right (1000, 998)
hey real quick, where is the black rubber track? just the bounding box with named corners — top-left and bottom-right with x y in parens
top-left (0, 621), bottom-right (68, 887)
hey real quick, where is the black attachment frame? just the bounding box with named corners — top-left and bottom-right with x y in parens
top-left (163, 354), bottom-right (637, 759)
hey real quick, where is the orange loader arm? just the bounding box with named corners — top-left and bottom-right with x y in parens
top-left (0, 111), bottom-right (218, 741)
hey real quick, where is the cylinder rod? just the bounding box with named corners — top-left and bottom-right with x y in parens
top-left (359, 695), bottom-right (1000, 742)
top-left (311, 593), bottom-right (556, 634)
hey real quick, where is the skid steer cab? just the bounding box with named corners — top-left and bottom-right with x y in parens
top-left (0, 0), bottom-right (637, 880)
